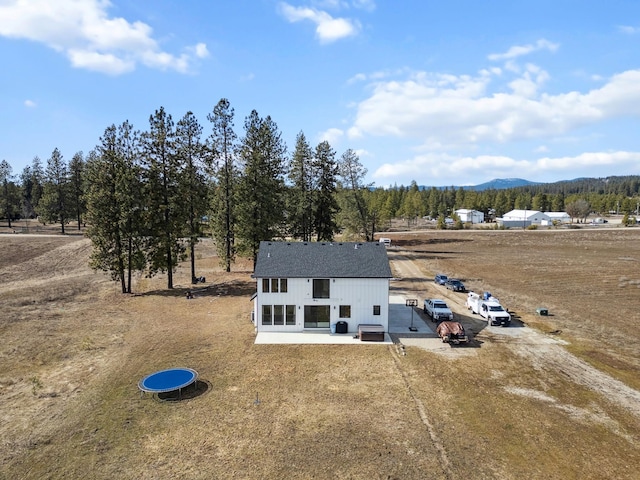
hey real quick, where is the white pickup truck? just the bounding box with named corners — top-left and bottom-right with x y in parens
top-left (466, 292), bottom-right (511, 327)
top-left (423, 298), bottom-right (454, 323)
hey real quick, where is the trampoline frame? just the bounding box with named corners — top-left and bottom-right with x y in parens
top-left (138, 367), bottom-right (198, 399)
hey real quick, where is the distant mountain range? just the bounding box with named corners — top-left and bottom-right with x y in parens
top-left (415, 178), bottom-right (539, 191)
top-left (468, 178), bottom-right (539, 191)
top-left (397, 175), bottom-right (640, 192)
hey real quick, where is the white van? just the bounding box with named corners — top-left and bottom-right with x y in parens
top-left (379, 238), bottom-right (391, 247)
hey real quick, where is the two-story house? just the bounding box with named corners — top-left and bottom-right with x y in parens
top-left (252, 241), bottom-right (393, 333)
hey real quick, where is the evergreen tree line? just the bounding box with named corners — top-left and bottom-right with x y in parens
top-left (1, 98), bottom-right (639, 292)
top-left (377, 178), bottom-right (640, 224)
top-left (0, 99), bottom-right (375, 292)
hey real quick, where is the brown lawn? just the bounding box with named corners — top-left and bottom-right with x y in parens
top-left (1, 227), bottom-right (639, 479)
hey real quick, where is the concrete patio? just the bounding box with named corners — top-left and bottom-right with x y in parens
top-left (254, 295), bottom-right (438, 345)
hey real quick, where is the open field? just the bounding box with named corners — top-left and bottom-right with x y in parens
top-left (1, 228), bottom-right (639, 479)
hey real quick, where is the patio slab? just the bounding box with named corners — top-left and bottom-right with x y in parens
top-left (254, 295), bottom-right (437, 345)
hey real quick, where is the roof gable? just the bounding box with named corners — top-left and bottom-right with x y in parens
top-left (254, 241), bottom-right (393, 279)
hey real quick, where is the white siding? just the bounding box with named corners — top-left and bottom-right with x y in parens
top-left (254, 277), bottom-right (389, 333)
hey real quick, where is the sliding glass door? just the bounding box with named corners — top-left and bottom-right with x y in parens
top-left (303, 305), bottom-right (330, 328)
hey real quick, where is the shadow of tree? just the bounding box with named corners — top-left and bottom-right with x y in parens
top-left (394, 238), bottom-right (473, 248)
top-left (140, 278), bottom-right (256, 298)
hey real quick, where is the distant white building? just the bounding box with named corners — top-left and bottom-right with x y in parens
top-left (498, 210), bottom-right (551, 228)
top-left (455, 209), bottom-right (484, 224)
top-left (544, 212), bottom-right (571, 224)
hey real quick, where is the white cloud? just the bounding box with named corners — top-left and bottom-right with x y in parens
top-left (347, 67), bottom-right (640, 146)
top-left (189, 43), bottom-right (210, 59)
top-left (0, 0), bottom-right (208, 75)
top-left (618, 25), bottom-right (640, 34)
top-left (488, 39), bottom-right (559, 61)
top-left (279, 2), bottom-right (360, 43)
top-left (312, 0), bottom-right (376, 12)
top-left (351, 0), bottom-right (376, 12)
top-left (24, 99), bottom-right (37, 108)
top-left (372, 151), bottom-right (640, 184)
top-left (320, 127), bottom-right (344, 145)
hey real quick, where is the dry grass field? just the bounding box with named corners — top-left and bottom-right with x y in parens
top-left (1, 227), bottom-right (639, 479)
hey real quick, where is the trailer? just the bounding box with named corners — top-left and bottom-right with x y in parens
top-left (436, 321), bottom-right (468, 344)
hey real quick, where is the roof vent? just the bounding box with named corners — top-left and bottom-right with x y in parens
top-left (267, 252), bottom-right (271, 258)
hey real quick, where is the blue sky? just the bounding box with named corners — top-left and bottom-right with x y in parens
top-left (1, 0), bottom-right (640, 187)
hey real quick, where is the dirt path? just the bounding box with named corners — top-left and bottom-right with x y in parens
top-left (388, 248), bottom-right (640, 419)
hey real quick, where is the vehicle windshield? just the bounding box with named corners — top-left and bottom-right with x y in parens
top-left (489, 305), bottom-right (504, 312)
top-left (434, 303), bottom-right (447, 309)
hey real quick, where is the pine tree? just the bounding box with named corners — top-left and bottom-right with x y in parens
top-left (20, 165), bottom-right (34, 219)
top-left (86, 123), bottom-right (145, 293)
top-left (175, 111), bottom-right (207, 283)
top-left (141, 107), bottom-right (186, 289)
top-left (86, 128), bottom-right (127, 292)
top-left (0, 160), bottom-right (18, 228)
top-left (68, 151), bottom-right (86, 230)
top-left (313, 141), bottom-right (339, 241)
top-left (236, 110), bottom-right (287, 268)
top-left (30, 156), bottom-right (45, 217)
top-left (287, 131), bottom-right (315, 241)
top-left (40, 148), bottom-right (72, 233)
top-left (337, 149), bottom-right (372, 240)
top-left (207, 99), bottom-right (239, 272)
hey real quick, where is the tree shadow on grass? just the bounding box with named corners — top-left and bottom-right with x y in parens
top-left (140, 278), bottom-right (256, 299)
top-left (394, 238), bottom-right (474, 248)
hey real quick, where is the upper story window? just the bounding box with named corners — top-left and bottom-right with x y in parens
top-left (262, 278), bottom-right (288, 293)
top-left (313, 279), bottom-right (330, 299)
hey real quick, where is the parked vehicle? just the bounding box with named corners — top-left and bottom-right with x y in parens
top-left (445, 278), bottom-right (466, 292)
top-left (434, 274), bottom-right (448, 285)
top-left (379, 237), bottom-right (391, 247)
top-left (466, 292), bottom-right (511, 326)
top-left (436, 321), bottom-right (468, 344)
top-left (423, 298), bottom-right (454, 322)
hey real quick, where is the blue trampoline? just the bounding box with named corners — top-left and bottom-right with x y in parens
top-left (138, 368), bottom-right (198, 399)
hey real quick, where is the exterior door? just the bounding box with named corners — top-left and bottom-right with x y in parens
top-left (304, 305), bottom-right (330, 328)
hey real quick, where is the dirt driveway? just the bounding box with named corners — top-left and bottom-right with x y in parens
top-left (387, 246), bottom-right (640, 418)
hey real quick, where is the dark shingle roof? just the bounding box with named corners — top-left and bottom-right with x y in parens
top-left (253, 241), bottom-right (392, 279)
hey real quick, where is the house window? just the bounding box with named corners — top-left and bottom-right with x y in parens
top-left (373, 305), bottom-right (381, 316)
top-left (262, 278), bottom-right (287, 293)
top-left (286, 305), bottom-right (296, 325)
top-left (262, 305), bottom-right (272, 325)
top-left (313, 279), bottom-right (330, 299)
top-left (274, 305), bottom-right (284, 325)
top-left (339, 305), bottom-right (351, 318)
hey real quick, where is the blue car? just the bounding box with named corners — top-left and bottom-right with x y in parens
top-left (435, 274), bottom-right (448, 285)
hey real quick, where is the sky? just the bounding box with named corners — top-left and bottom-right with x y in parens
top-left (1, 0), bottom-right (640, 188)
